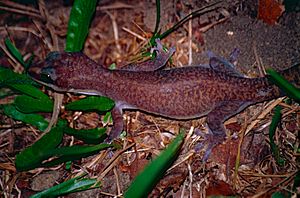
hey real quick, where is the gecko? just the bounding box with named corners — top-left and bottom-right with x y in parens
top-left (28, 39), bottom-right (300, 161)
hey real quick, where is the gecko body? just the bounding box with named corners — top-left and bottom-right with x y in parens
top-left (28, 40), bottom-right (300, 160)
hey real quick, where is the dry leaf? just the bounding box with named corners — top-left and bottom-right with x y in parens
top-left (258, 0), bottom-right (285, 25)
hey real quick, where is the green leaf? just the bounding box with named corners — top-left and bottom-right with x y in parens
top-left (284, 0), bottom-right (300, 13)
top-left (102, 112), bottom-right (112, 124)
top-left (14, 95), bottom-right (53, 113)
top-left (0, 67), bottom-right (36, 86)
top-left (269, 106), bottom-right (285, 166)
top-left (293, 170), bottom-right (300, 191)
top-left (153, 0), bottom-right (161, 34)
top-left (55, 178), bottom-right (99, 194)
top-left (15, 121), bottom-right (64, 171)
top-left (65, 96), bottom-right (114, 112)
top-left (0, 67), bottom-right (50, 102)
top-left (64, 127), bottom-right (107, 144)
top-left (65, 0), bottom-right (98, 52)
top-left (0, 67), bottom-right (53, 114)
top-left (14, 119), bottom-right (111, 171)
top-left (5, 38), bottom-right (27, 68)
top-left (2, 104), bottom-right (49, 131)
top-left (10, 84), bottom-right (50, 101)
top-left (41, 143), bottom-right (113, 167)
top-left (65, 161), bottom-right (72, 170)
top-left (266, 68), bottom-right (300, 102)
top-left (0, 88), bottom-right (14, 99)
top-left (271, 192), bottom-right (286, 198)
top-left (109, 63), bottom-right (116, 70)
top-left (30, 175), bottom-right (100, 198)
top-left (124, 131), bottom-right (184, 198)
top-left (159, 1), bottom-right (222, 40)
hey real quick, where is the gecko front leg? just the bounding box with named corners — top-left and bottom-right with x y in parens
top-left (104, 103), bottom-right (124, 143)
top-left (120, 38), bottom-right (175, 71)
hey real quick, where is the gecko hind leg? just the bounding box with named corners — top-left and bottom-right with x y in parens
top-left (195, 101), bottom-right (251, 161)
top-left (207, 48), bottom-right (243, 77)
top-left (194, 127), bottom-right (226, 161)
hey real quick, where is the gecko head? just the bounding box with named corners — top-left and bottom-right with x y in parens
top-left (28, 52), bottom-right (63, 87)
top-left (28, 51), bottom-right (99, 91)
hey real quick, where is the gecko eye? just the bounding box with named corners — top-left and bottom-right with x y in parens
top-left (40, 67), bottom-right (57, 84)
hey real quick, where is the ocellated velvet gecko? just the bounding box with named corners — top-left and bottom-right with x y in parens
top-left (28, 39), bottom-right (300, 161)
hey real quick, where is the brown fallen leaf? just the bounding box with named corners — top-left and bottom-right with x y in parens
top-left (258, 0), bottom-right (285, 25)
top-left (206, 179), bottom-right (234, 196)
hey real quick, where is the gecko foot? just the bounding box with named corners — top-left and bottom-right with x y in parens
top-left (194, 128), bottom-right (226, 161)
top-left (150, 38), bottom-right (164, 54)
top-left (121, 38), bottom-right (175, 71)
top-left (151, 38), bottom-right (176, 57)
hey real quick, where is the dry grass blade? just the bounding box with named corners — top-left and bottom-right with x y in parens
top-left (122, 27), bottom-right (146, 41)
top-left (253, 41), bottom-right (266, 77)
top-left (0, 0), bottom-right (39, 13)
top-left (0, 41), bottom-right (19, 69)
top-left (97, 2), bottom-right (134, 11)
top-left (0, 0), bottom-right (42, 19)
top-left (251, 171), bottom-right (298, 198)
top-left (105, 11), bottom-right (121, 53)
top-left (0, 26), bottom-right (40, 37)
top-left (245, 98), bottom-right (284, 135)
top-left (32, 20), bottom-right (54, 51)
top-left (98, 143), bottom-right (135, 181)
top-left (44, 93), bottom-right (63, 133)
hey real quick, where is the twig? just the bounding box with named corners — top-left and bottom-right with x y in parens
top-left (113, 167), bottom-right (121, 196)
top-left (188, 9), bottom-right (192, 65)
top-left (0, 0), bottom-right (40, 13)
top-left (251, 171), bottom-right (298, 198)
top-left (97, 2), bottom-right (134, 11)
top-left (245, 98), bottom-right (284, 135)
top-left (0, 41), bottom-right (19, 69)
top-left (105, 11), bottom-right (121, 53)
top-left (0, 26), bottom-right (40, 37)
top-left (122, 27), bottom-right (146, 41)
top-left (44, 93), bottom-right (63, 133)
top-left (0, 5), bottom-right (42, 19)
top-left (32, 20), bottom-right (54, 51)
top-left (98, 143), bottom-right (135, 180)
top-left (253, 41), bottom-right (266, 76)
top-left (38, 0), bottom-right (59, 51)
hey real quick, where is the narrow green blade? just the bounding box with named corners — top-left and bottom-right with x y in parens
top-left (30, 176), bottom-right (100, 198)
top-left (15, 121), bottom-right (64, 171)
top-left (124, 131), bottom-right (184, 198)
top-left (65, 0), bottom-right (98, 52)
top-left (65, 96), bottom-right (114, 112)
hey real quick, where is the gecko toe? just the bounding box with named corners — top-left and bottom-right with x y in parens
top-left (194, 129), bottom-right (226, 161)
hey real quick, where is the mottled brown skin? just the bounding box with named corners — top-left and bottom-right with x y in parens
top-left (29, 48), bottom-right (300, 161)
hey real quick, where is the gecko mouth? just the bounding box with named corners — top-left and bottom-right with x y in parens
top-left (28, 60), bottom-right (57, 85)
top-left (27, 61), bottom-right (42, 80)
